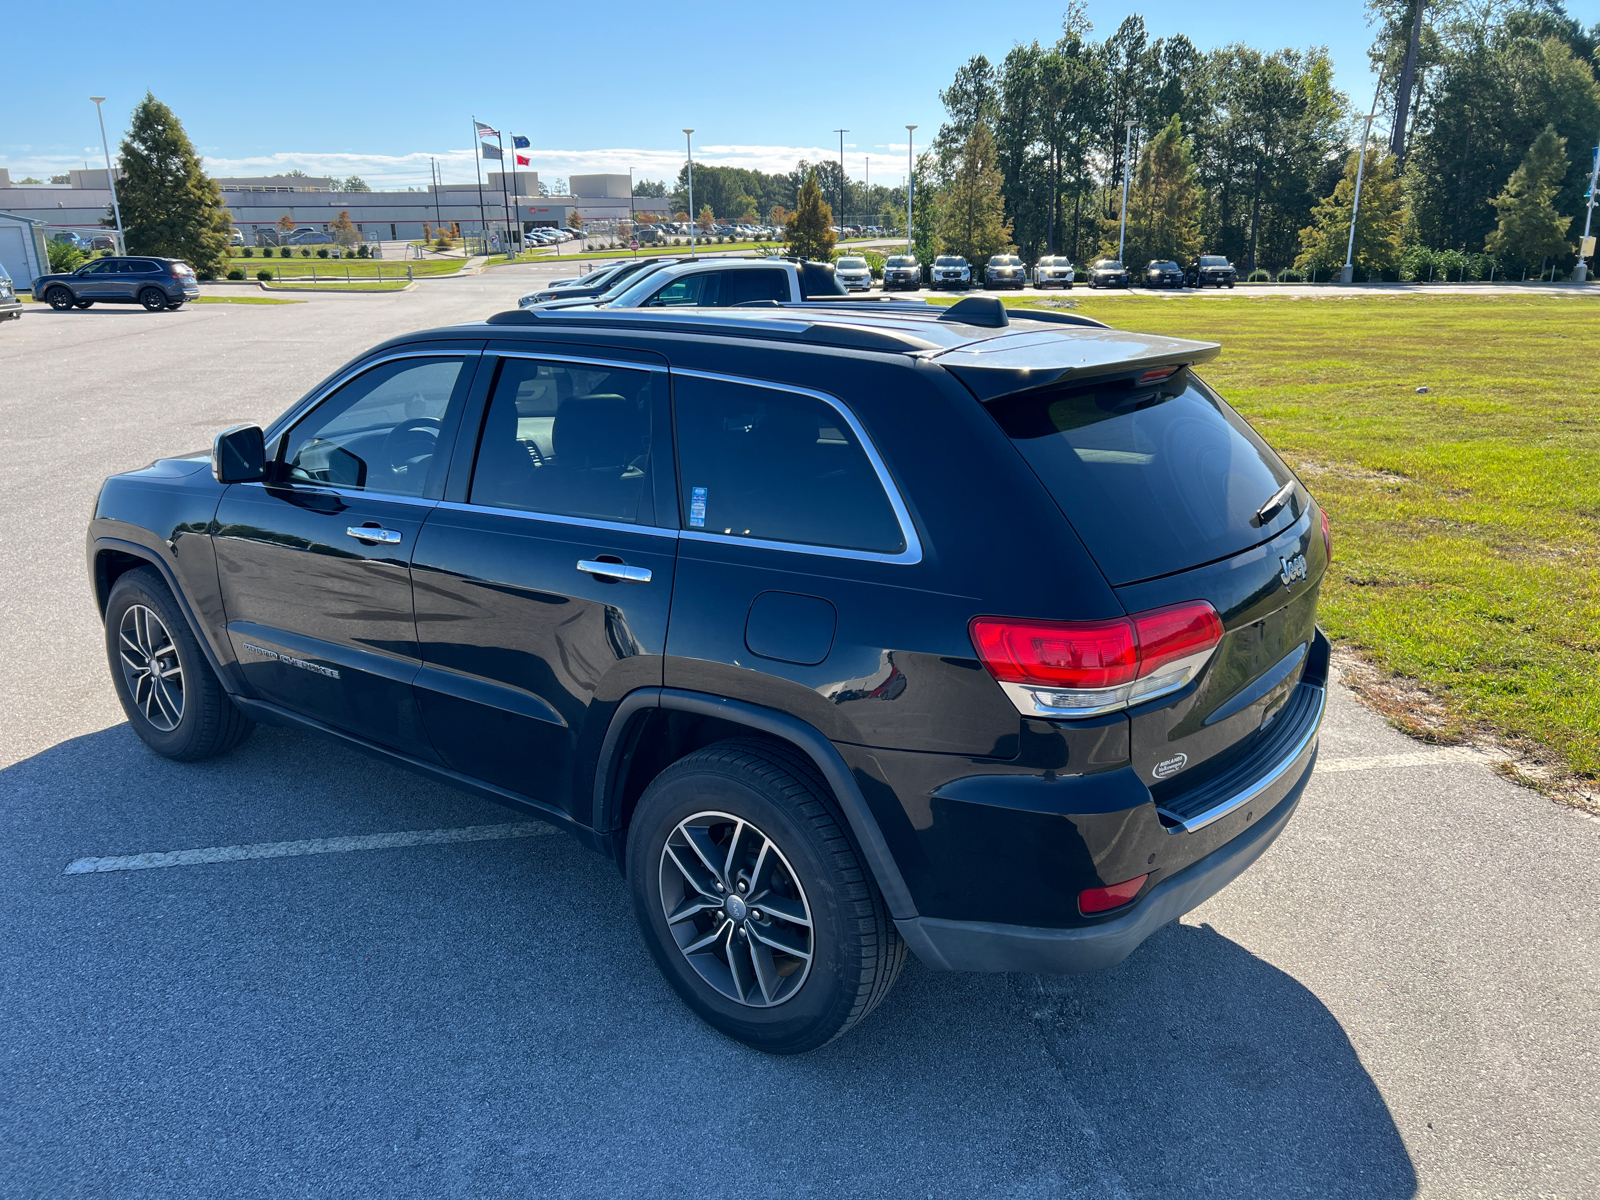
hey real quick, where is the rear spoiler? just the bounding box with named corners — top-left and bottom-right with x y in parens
top-left (931, 327), bottom-right (1221, 402)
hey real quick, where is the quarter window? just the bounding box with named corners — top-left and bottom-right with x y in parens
top-left (469, 358), bottom-right (654, 523)
top-left (278, 357), bottom-right (466, 497)
top-left (672, 376), bottom-right (905, 554)
top-left (645, 269), bottom-right (788, 307)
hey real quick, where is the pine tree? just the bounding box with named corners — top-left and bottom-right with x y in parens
top-left (1295, 149), bottom-right (1406, 276)
top-left (1113, 115), bottom-right (1202, 265)
top-left (937, 122), bottom-right (1013, 264)
top-left (115, 93), bottom-right (232, 276)
top-left (911, 154), bottom-right (941, 266)
top-left (1485, 126), bottom-right (1573, 271)
top-left (786, 172), bottom-right (837, 261)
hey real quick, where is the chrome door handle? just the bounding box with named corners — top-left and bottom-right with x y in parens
top-left (577, 559), bottom-right (652, 584)
top-left (346, 526), bottom-right (402, 544)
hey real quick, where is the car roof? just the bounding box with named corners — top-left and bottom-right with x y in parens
top-left (397, 298), bottom-right (1220, 401)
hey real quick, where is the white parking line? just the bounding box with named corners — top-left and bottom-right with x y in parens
top-left (1318, 748), bottom-right (1488, 773)
top-left (63, 822), bottom-right (557, 876)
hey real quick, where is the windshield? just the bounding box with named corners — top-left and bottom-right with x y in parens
top-left (990, 256), bottom-right (1021, 266)
top-left (1095, 261), bottom-right (1124, 270)
top-left (1200, 256), bottom-right (1229, 266)
top-left (836, 257), bottom-right (868, 268)
top-left (935, 256), bottom-right (965, 266)
top-left (1149, 261), bottom-right (1177, 269)
top-left (887, 256), bottom-right (916, 266)
top-left (1037, 257), bottom-right (1067, 266)
top-left (986, 374), bottom-right (1296, 586)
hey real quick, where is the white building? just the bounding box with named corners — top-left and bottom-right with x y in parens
top-left (0, 167), bottom-right (670, 245)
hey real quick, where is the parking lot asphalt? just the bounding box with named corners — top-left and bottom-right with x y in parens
top-left (3, 277), bottom-right (1596, 1199)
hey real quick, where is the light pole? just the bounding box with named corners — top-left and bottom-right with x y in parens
top-left (1574, 142), bottom-right (1598, 283)
top-left (90, 97), bottom-right (124, 253)
top-left (1117, 120), bottom-right (1135, 261)
top-left (834, 128), bottom-right (848, 235)
top-left (1343, 77), bottom-right (1385, 285)
top-left (905, 125), bottom-right (916, 254)
top-left (684, 129), bottom-right (695, 257)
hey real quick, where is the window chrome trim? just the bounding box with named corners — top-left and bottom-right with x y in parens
top-left (263, 349), bottom-right (481, 442)
top-left (228, 481), bottom-right (442, 509)
top-left (488, 349), bottom-right (665, 375)
top-left (669, 367), bottom-right (924, 566)
top-left (432, 499), bottom-right (679, 540)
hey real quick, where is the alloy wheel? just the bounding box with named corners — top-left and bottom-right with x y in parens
top-left (118, 604), bottom-right (184, 731)
top-left (658, 810), bottom-right (814, 1007)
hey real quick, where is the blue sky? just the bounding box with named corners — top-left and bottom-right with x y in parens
top-left (4, 0), bottom-right (1598, 189)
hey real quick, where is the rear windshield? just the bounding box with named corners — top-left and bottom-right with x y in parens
top-left (987, 373), bottom-right (1296, 586)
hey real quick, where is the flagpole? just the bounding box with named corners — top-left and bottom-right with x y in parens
top-left (497, 130), bottom-right (513, 256)
top-left (512, 138), bottom-right (523, 251)
top-left (472, 117), bottom-right (487, 254)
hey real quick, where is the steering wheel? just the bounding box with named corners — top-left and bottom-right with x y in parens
top-left (380, 418), bottom-right (441, 481)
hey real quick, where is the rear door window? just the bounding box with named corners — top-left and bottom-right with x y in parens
top-left (469, 357), bottom-right (654, 524)
top-left (986, 374), bottom-right (1296, 585)
top-left (672, 375), bottom-right (905, 554)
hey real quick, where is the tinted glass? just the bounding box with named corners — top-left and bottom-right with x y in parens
top-left (837, 257), bottom-right (868, 268)
top-left (887, 256), bottom-right (916, 266)
top-left (470, 358), bottom-right (652, 523)
top-left (1096, 260), bottom-right (1123, 269)
top-left (935, 256), bottom-right (964, 266)
top-left (674, 377), bottom-right (904, 554)
top-left (82, 260), bottom-right (119, 275)
top-left (991, 256), bottom-right (1021, 265)
top-left (280, 357), bottom-right (465, 496)
top-left (1200, 256), bottom-right (1228, 266)
top-left (987, 375), bottom-right (1295, 586)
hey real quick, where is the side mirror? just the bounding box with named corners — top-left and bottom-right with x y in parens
top-left (212, 424), bottom-right (266, 484)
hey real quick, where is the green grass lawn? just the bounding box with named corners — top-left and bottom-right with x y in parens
top-left (978, 293), bottom-right (1598, 785)
top-left (229, 256), bottom-right (463, 279)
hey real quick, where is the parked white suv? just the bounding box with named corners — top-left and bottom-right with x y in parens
top-left (834, 256), bottom-right (874, 292)
top-left (530, 258), bottom-right (849, 310)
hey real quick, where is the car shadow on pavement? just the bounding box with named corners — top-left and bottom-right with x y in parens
top-left (1, 724), bottom-right (1416, 1200)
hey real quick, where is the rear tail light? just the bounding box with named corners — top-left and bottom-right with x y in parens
top-left (1079, 874), bottom-right (1148, 915)
top-left (1320, 508), bottom-right (1333, 564)
top-left (970, 600), bottom-right (1224, 719)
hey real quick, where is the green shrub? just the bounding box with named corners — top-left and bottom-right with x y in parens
top-left (256, 269), bottom-right (272, 282)
top-left (300, 248), bottom-right (311, 257)
top-left (197, 268), bottom-right (217, 281)
top-left (861, 249), bottom-right (887, 279)
top-left (357, 244), bottom-right (370, 258)
top-left (316, 248), bottom-right (329, 259)
top-left (1247, 268), bottom-right (1272, 282)
top-left (1278, 268), bottom-right (1304, 283)
top-left (227, 268), bottom-right (246, 280)
top-left (434, 236), bottom-right (451, 251)
top-left (47, 241), bottom-right (85, 273)
top-left (241, 247), bottom-right (254, 258)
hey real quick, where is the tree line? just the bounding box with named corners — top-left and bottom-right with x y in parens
top-left (914, 1), bottom-right (1600, 277)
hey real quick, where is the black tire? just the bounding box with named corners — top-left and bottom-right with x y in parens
top-left (48, 287), bottom-right (75, 311)
top-left (104, 567), bottom-right (254, 761)
top-left (73, 299), bottom-right (94, 309)
top-left (627, 738), bottom-right (907, 1054)
top-left (166, 302), bottom-right (184, 310)
top-left (139, 288), bottom-right (168, 312)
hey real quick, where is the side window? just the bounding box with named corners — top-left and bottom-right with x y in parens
top-left (718, 269), bottom-right (790, 305)
top-left (278, 357), bottom-right (466, 497)
top-left (469, 358), bottom-right (653, 524)
top-left (673, 376), bottom-right (906, 555)
top-left (646, 273), bottom-right (718, 307)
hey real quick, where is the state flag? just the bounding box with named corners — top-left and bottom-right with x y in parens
top-left (513, 135), bottom-right (530, 149)
top-left (516, 154), bottom-right (531, 166)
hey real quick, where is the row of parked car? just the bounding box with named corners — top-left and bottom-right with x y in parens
top-left (864, 254), bottom-right (1240, 291)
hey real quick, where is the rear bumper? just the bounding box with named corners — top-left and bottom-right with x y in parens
top-left (896, 740), bottom-right (1315, 973)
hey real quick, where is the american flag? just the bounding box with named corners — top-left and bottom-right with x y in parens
top-left (474, 121), bottom-right (497, 138)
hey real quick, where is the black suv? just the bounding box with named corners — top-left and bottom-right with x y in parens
top-left (88, 296), bottom-right (1330, 1053)
top-left (33, 256), bottom-right (200, 311)
top-left (1189, 255), bottom-right (1238, 289)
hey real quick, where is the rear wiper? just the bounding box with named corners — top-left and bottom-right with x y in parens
top-left (1255, 480), bottom-right (1296, 525)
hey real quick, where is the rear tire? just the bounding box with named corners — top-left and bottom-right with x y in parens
top-left (73, 299), bottom-right (94, 309)
top-left (627, 738), bottom-right (907, 1054)
top-left (104, 567), bottom-right (254, 761)
top-left (139, 288), bottom-right (167, 312)
top-left (48, 287), bottom-right (75, 311)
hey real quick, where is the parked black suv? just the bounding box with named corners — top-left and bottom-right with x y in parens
top-left (88, 296), bottom-right (1330, 1053)
top-left (1189, 255), bottom-right (1238, 288)
top-left (34, 256), bottom-right (200, 311)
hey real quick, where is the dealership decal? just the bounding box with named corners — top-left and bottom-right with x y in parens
top-left (1152, 752), bottom-right (1188, 780)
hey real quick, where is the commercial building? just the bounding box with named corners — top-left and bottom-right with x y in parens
top-left (0, 167), bottom-right (669, 245)
top-left (0, 208), bottom-right (50, 289)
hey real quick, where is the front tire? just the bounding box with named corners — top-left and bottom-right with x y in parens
top-left (104, 567), bottom-right (254, 761)
top-left (139, 288), bottom-right (167, 312)
top-left (74, 299), bottom-right (94, 309)
top-left (48, 287), bottom-right (75, 311)
top-left (627, 739), bottom-right (906, 1054)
